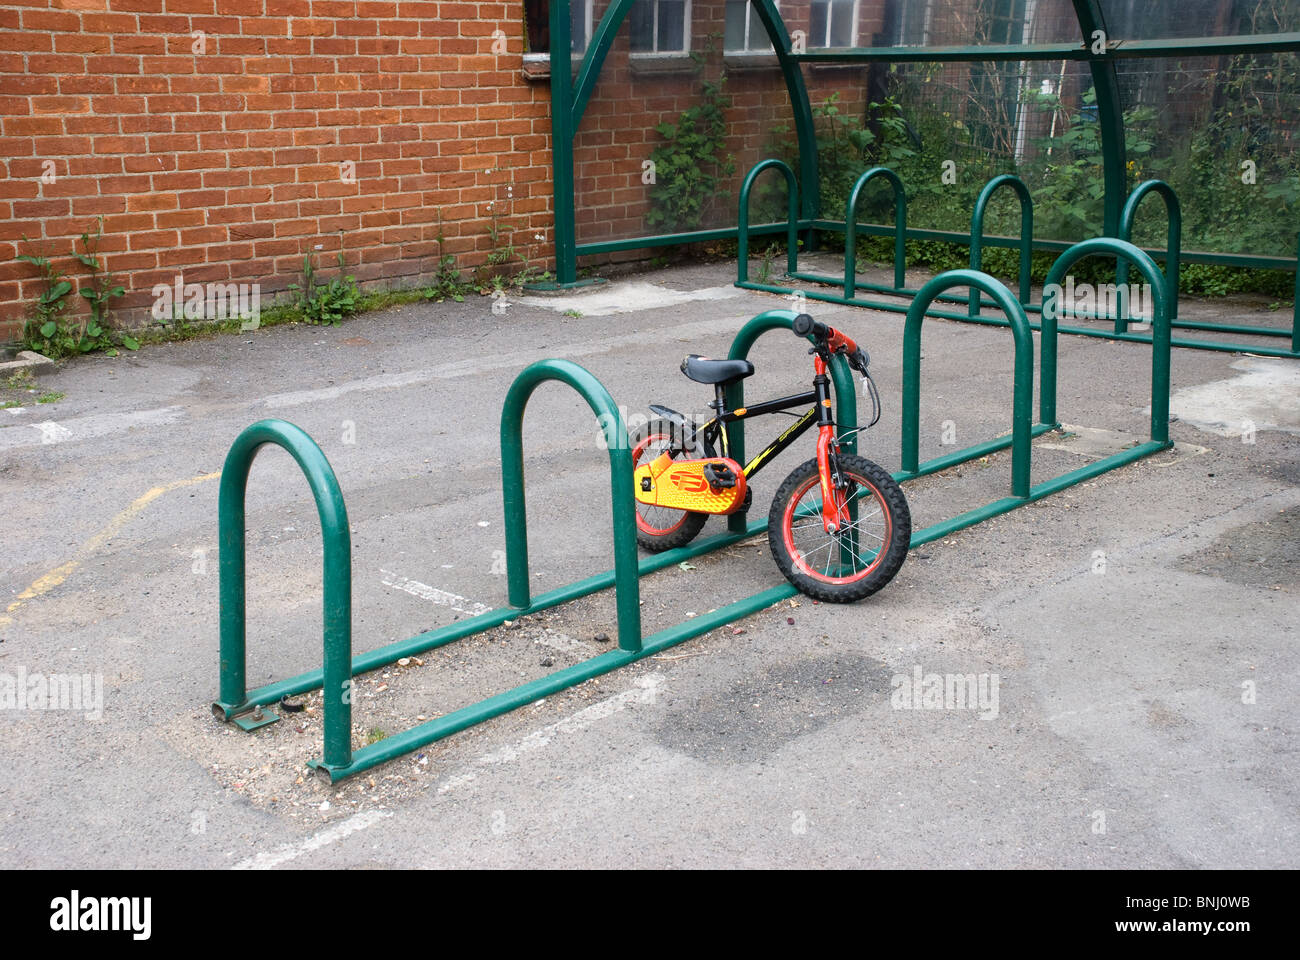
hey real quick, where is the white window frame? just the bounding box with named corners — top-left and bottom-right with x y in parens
top-left (628, 0), bottom-right (693, 58)
top-left (570, 0), bottom-right (595, 53)
top-left (893, 0), bottom-right (935, 46)
top-left (522, 0), bottom-right (594, 65)
top-left (808, 0), bottom-right (859, 50)
top-left (724, 0), bottom-right (777, 54)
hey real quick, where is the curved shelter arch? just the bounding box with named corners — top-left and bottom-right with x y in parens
top-left (552, 0), bottom-right (820, 283)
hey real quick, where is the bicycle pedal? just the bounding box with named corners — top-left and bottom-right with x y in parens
top-left (703, 462), bottom-right (737, 490)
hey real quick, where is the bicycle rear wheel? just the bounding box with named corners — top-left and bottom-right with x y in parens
top-left (630, 418), bottom-right (708, 551)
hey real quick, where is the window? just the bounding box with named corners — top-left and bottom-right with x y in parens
top-left (523, 0), bottom-right (593, 55)
top-left (629, 0), bottom-right (690, 55)
top-left (893, 0), bottom-right (934, 46)
top-left (809, 0), bottom-right (857, 49)
top-left (569, 0), bottom-right (593, 52)
top-left (724, 0), bottom-right (775, 53)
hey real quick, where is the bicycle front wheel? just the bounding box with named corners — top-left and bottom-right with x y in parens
top-left (768, 454), bottom-right (911, 602)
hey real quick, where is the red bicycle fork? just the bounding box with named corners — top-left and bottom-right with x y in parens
top-left (812, 354), bottom-right (849, 534)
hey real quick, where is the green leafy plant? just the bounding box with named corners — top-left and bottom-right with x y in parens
top-left (74, 218), bottom-right (127, 340)
top-left (765, 93), bottom-right (921, 226)
top-left (514, 230), bottom-right (554, 288)
top-left (425, 229), bottom-right (470, 302)
top-left (756, 242), bottom-right (782, 284)
top-left (645, 69), bottom-right (736, 232)
top-left (15, 246), bottom-right (73, 348)
top-left (472, 197), bottom-right (554, 292)
top-left (16, 223), bottom-right (135, 359)
top-left (289, 251), bottom-right (360, 326)
top-left (483, 205), bottom-right (516, 274)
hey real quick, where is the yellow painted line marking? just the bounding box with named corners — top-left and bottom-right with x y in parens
top-left (1, 471), bottom-right (221, 626)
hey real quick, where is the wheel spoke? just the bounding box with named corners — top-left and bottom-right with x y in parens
top-left (784, 467), bottom-right (895, 580)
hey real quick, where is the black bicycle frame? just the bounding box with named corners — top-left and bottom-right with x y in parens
top-left (696, 373), bottom-right (837, 481)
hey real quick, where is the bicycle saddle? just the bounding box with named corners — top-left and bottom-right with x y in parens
top-left (680, 355), bottom-right (755, 385)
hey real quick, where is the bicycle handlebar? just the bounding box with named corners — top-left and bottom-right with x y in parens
top-left (793, 313), bottom-right (869, 373)
top-left (791, 313), bottom-right (827, 340)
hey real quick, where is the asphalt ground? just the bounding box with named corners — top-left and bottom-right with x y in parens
top-left (0, 258), bottom-right (1296, 868)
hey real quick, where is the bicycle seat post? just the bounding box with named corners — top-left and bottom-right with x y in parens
top-left (710, 383), bottom-right (728, 415)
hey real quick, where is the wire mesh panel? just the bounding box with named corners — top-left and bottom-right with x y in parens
top-left (1115, 49), bottom-right (1299, 257)
top-left (734, 1), bottom-right (1098, 239)
top-left (883, 0), bottom-right (1083, 46)
top-left (1099, 0), bottom-right (1300, 40)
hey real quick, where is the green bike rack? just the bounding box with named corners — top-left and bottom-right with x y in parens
top-left (900, 270), bottom-right (1035, 500)
top-left (214, 269), bottom-right (1179, 781)
top-left (843, 167), bottom-right (907, 298)
top-left (736, 159), bottom-right (1298, 359)
top-left (885, 247), bottom-right (1171, 544)
top-left (212, 420), bottom-right (353, 770)
top-left (969, 175), bottom-right (1033, 319)
top-left (1116, 180), bottom-right (1181, 331)
top-left (213, 351), bottom-right (861, 782)
top-left (1043, 238), bottom-right (1172, 445)
top-left (500, 360), bottom-right (641, 652)
top-left (737, 159), bottom-right (801, 285)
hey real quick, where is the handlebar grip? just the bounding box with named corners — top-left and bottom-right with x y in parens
top-left (792, 313), bottom-right (828, 340)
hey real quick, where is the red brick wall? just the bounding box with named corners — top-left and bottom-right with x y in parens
top-left (0, 0), bottom-right (896, 342)
top-left (0, 0), bottom-right (554, 340)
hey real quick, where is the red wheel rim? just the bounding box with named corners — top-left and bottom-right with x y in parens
top-left (632, 432), bottom-right (689, 536)
top-left (780, 470), bottom-right (891, 584)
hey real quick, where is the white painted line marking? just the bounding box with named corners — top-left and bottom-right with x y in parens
top-left (380, 568), bottom-right (491, 617)
top-left (0, 406), bottom-right (185, 450)
top-left (468, 674), bottom-right (663, 772)
top-left (233, 809), bottom-right (393, 870)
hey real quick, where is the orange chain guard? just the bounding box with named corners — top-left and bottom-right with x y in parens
top-left (634, 453), bottom-right (748, 515)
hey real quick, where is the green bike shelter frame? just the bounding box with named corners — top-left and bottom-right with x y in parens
top-left (215, 242), bottom-right (1176, 780)
top-left (549, 1), bottom-right (1299, 354)
top-left (549, 0), bottom-right (819, 283)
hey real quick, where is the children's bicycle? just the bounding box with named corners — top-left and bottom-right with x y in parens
top-left (631, 314), bottom-right (911, 603)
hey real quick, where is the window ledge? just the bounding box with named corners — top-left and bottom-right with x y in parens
top-left (628, 53), bottom-right (697, 77)
top-left (808, 56), bottom-right (869, 72)
top-left (723, 52), bottom-right (779, 71)
top-left (521, 51), bottom-right (587, 82)
top-left (522, 52), bottom-right (551, 81)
